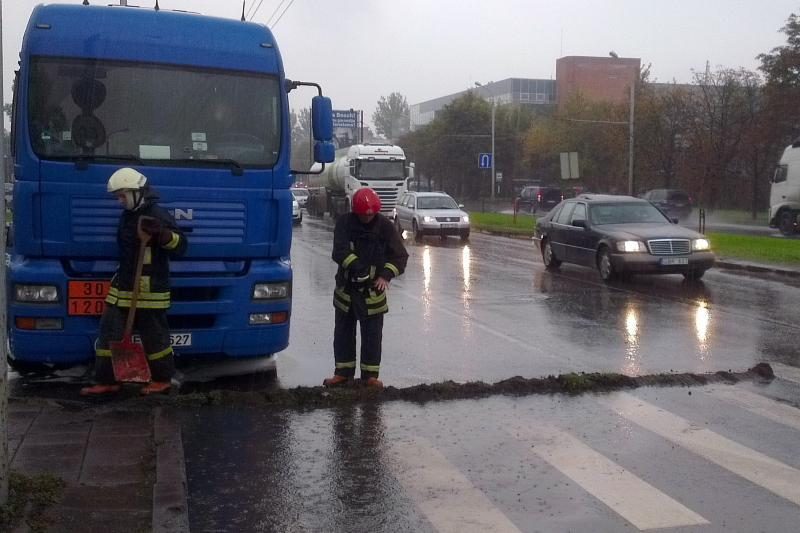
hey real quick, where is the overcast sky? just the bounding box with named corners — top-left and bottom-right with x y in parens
top-left (3, 0), bottom-right (799, 127)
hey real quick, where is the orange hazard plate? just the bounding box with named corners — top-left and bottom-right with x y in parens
top-left (68, 280), bottom-right (111, 316)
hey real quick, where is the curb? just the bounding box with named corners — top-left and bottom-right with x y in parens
top-left (475, 229), bottom-right (535, 241)
top-left (715, 259), bottom-right (800, 278)
top-left (152, 407), bottom-right (190, 533)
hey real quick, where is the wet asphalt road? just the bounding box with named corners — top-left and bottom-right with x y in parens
top-left (179, 218), bottom-right (800, 532)
top-left (275, 218), bottom-right (800, 388)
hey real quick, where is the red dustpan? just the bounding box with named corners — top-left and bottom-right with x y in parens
top-left (111, 218), bottom-right (153, 383)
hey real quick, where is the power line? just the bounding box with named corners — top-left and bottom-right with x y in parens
top-left (264, 0), bottom-right (287, 25)
top-left (271, 0), bottom-right (296, 28)
top-left (247, 0), bottom-right (267, 21)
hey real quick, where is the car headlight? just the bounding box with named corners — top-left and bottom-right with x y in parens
top-left (461, 215), bottom-right (470, 223)
top-left (423, 216), bottom-right (435, 223)
top-left (693, 238), bottom-right (710, 251)
top-left (15, 284), bottom-right (59, 302)
top-left (616, 241), bottom-right (646, 253)
top-left (253, 282), bottom-right (290, 300)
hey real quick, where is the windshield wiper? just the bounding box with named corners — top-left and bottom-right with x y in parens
top-left (66, 153), bottom-right (145, 170)
top-left (171, 158), bottom-right (244, 176)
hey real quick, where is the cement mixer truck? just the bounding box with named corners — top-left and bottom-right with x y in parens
top-left (306, 144), bottom-right (413, 218)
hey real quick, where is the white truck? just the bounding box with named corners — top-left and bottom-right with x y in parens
top-left (306, 143), bottom-right (412, 219)
top-left (769, 141), bottom-right (800, 235)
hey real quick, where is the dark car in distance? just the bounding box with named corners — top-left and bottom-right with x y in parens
top-left (641, 188), bottom-right (693, 220)
top-left (533, 195), bottom-right (714, 281)
top-left (517, 185), bottom-right (563, 213)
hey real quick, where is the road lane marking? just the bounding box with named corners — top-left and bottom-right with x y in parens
top-left (770, 362), bottom-right (800, 385)
top-left (389, 437), bottom-right (522, 533)
top-left (509, 424), bottom-right (708, 530)
top-left (711, 387), bottom-right (800, 432)
top-left (601, 393), bottom-right (800, 506)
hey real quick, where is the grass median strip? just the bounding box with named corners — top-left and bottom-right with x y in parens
top-left (471, 212), bottom-right (536, 236)
top-left (709, 232), bottom-right (800, 265)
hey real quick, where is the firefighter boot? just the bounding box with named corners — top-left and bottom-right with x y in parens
top-left (80, 384), bottom-right (122, 396)
top-left (365, 377), bottom-right (384, 389)
top-left (140, 381), bottom-right (172, 396)
top-left (323, 375), bottom-right (351, 387)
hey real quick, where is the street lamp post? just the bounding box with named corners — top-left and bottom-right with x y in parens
top-left (475, 82), bottom-right (496, 200)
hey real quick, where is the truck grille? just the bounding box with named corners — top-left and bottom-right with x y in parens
top-left (648, 239), bottom-right (691, 255)
top-left (371, 186), bottom-right (401, 212)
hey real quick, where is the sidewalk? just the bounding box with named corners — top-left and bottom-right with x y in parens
top-left (715, 257), bottom-right (800, 278)
top-left (7, 400), bottom-right (188, 533)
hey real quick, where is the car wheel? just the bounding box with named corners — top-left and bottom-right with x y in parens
top-left (779, 210), bottom-right (796, 236)
top-left (597, 247), bottom-right (619, 282)
top-left (542, 239), bottom-right (561, 270)
top-left (412, 220), bottom-right (423, 242)
top-left (683, 269), bottom-right (706, 281)
top-left (394, 217), bottom-right (402, 234)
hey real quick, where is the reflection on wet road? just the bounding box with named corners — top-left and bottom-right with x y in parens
top-left (279, 220), bottom-right (800, 387)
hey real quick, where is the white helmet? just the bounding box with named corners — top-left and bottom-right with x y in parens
top-left (108, 168), bottom-right (148, 210)
top-left (107, 167), bottom-right (147, 193)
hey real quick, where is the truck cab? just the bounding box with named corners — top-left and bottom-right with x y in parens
top-left (769, 143), bottom-right (800, 235)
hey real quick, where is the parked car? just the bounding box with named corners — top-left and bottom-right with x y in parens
top-left (290, 187), bottom-right (309, 208)
top-left (517, 185), bottom-right (563, 213)
top-left (393, 191), bottom-right (470, 242)
top-left (533, 194), bottom-right (714, 281)
top-left (291, 193), bottom-right (302, 225)
top-left (641, 188), bottom-right (693, 220)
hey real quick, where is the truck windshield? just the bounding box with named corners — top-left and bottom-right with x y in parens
top-left (27, 57), bottom-right (281, 167)
top-left (357, 160), bottom-right (405, 179)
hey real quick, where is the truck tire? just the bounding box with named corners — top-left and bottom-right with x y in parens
top-left (779, 210), bottom-right (797, 236)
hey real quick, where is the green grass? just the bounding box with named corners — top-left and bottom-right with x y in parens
top-left (709, 232), bottom-right (800, 265)
top-left (470, 212), bottom-right (536, 236)
top-left (704, 209), bottom-right (768, 225)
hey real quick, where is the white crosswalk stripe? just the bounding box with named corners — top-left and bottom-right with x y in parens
top-left (389, 437), bottom-right (523, 533)
top-left (770, 362), bottom-right (800, 385)
top-left (600, 392), bottom-right (800, 506)
top-left (509, 423), bottom-right (708, 530)
top-left (711, 386), bottom-right (800, 432)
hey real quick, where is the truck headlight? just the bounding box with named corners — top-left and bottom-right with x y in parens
top-left (692, 238), bottom-right (710, 251)
top-left (252, 282), bottom-right (290, 300)
top-left (15, 284), bottom-right (59, 302)
top-left (423, 216), bottom-right (435, 223)
top-left (616, 241), bottom-right (645, 253)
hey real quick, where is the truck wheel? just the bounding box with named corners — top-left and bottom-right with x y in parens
top-left (779, 210), bottom-right (796, 236)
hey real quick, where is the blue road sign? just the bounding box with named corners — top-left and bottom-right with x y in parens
top-left (332, 110), bottom-right (359, 129)
top-left (479, 153), bottom-right (492, 168)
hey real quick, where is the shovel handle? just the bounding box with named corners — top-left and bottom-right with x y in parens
top-left (122, 217), bottom-right (154, 338)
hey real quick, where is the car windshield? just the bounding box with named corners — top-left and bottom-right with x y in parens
top-left (292, 189), bottom-right (309, 197)
top-left (28, 57), bottom-right (281, 167)
top-left (589, 203), bottom-right (670, 225)
top-left (417, 196), bottom-right (459, 209)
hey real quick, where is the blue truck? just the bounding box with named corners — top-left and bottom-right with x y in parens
top-left (7, 3), bottom-right (333, 372)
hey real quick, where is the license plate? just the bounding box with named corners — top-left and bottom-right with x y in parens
top-left (661, 257), bottom-right (689, 266)
top-left (441, 223), bottom-right (458, 228)
top-left (68, 280), bottom-right (111, 316)
top-left (132, 333), bottom-right (193, 347)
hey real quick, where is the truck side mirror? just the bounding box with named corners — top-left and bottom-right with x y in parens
top-left (311, 96), bottom-right (335, 164)
top-left (407, 162), bottom-right (415, 180)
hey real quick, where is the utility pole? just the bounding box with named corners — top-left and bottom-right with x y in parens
top-left (475, 82), bottom-right (496, 200)
top-left (628, 82), bottom-right (635, 196)
top-left (0, 0), bottom-right (9, 507)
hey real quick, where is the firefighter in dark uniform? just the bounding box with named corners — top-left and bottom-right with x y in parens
top-left (80, 168), bottom-right (187, 396)
top-left (324, 188), bottom-right (408, 388)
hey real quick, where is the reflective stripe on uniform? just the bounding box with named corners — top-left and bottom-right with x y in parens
top-left (163, 232), bottom-right (181, 250)
top-left (107, 287), bottom-right (170, 300)
top-left (105, 296), bottom-right (171, 309)
top-left (384, 262), bottom-right (400, 276)
top-left (336, 361), bottom-right (357, 369)
top-left (365, 289), bottom-right (388, 316)
top-left (342, 253), bottom-right (359, 269)
top-left (140, 276), bottom-right (151, 294)
top-left (143, 247), bottom-right (152, 265)
top-left (147, 346), bottom-right (173, 361)
top-left (360, 363), bottom-right (380, 373)
top-left (96, 348), bottom-right (112, 358)
top-left (334, 286), bottom-right (351, 313)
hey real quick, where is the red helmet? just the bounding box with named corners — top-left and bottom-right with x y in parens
top-left (352, 188), bottom-right (382, 215)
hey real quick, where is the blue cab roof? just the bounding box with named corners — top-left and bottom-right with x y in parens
top-left (24, 4), bottom-right (282, 74)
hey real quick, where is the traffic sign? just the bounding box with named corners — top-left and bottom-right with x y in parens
top-left (479, 153), bottom-right (492, 168)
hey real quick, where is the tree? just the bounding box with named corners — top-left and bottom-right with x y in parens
top-left (290, 108), bottom-right (312, 172)
top-left (372, 92), bottom-right (409, 142)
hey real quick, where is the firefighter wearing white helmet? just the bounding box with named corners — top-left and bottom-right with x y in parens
top-left (80, 168), bottom-right (188, 397)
